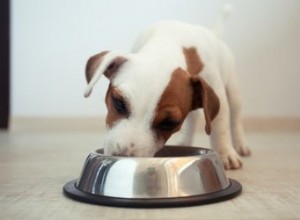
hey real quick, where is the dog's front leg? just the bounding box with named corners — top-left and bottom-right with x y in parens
top-left (210, 90), bottom-right (243, 170)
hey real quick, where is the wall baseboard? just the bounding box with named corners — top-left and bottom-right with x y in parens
top-left (9, 117), bottom-right (300, 133)
top-left (243, 117), bottom-right (300, 132)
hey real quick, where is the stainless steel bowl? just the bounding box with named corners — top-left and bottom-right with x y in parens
top-left (63, 146), bottom-right (242, 207)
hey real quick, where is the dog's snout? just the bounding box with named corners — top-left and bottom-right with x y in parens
top-left (111, 143), bottom-right (135, 157)
top-left (103, 122), bottom-right (159, 157)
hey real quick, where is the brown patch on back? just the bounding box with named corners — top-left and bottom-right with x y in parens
top-left (152, 68), bottom-right (194, 142)
top-left (183, 47), bottom-right (204, 75)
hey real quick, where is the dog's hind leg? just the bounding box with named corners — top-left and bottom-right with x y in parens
top-left (226, 72), bottom-right (251, 156)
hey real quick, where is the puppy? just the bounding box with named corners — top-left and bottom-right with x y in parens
top-left (84, 16), bottom-right (250, 170)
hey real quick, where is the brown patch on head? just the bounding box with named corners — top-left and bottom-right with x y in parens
top-left (152, 66), bottom-right (220, 141)
top-left (85, 51), bottom-right (127, 83)
top-left (105, 84), bottom-right (130, 128)
top-left (183, 47), bottom-right (204, 75)
top-left (152, 68), bottom-right (194, 143)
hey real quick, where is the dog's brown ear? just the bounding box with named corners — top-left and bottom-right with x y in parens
top-left (85, 51), bottom-right (128, 83)
top-left (84, 51), bottom-right (128, 97)
top-left (190, 76), bottom-right (220, 134)
top-left (85, 51), bottom-right (109, 83)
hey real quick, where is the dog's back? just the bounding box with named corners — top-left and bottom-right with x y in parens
top-left (132, 20), bottom-right (235, 87)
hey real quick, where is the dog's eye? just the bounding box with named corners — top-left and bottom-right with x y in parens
top-left (157, 118), bottom-right (181, 131)
top-left (112, 96), bottom-right (128, 116)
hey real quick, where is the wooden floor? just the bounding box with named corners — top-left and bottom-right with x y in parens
top-left (0, 118), bottom-right (300, 220)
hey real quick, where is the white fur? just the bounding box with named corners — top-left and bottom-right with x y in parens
top-left (86, 17), bottom-right (250, 169)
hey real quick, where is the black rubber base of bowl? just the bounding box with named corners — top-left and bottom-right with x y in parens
top-left (63, 179), bottom-right (242, 208)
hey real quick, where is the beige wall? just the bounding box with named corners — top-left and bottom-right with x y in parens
top-left (11, 0), bottom-right (300, 118)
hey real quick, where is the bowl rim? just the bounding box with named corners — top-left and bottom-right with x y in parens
top-left (93, 145), bottom-right (216, 159)
top-left (63, 178), bottom-right (242, 208)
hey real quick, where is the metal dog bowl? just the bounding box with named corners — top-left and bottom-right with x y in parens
top-left (63, 146), bottom-right (242, 207)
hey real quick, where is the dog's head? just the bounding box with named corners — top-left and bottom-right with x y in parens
top-left (84, 50), bottom-right (219, 157)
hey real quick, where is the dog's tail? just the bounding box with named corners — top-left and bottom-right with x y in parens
top-left (212, 3), bottom-right (233, 37)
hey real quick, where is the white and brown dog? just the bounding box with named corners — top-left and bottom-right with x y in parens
top-left (84, 11), bottom-right (251, 169)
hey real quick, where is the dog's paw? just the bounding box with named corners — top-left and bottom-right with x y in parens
top-left (235, 145), bottom-right (251, 157)
top-left (219, 151), bottom-right (243, 170)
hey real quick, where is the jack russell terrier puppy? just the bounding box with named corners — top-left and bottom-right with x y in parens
top-left (84, 9), bottom-right (251, 170)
